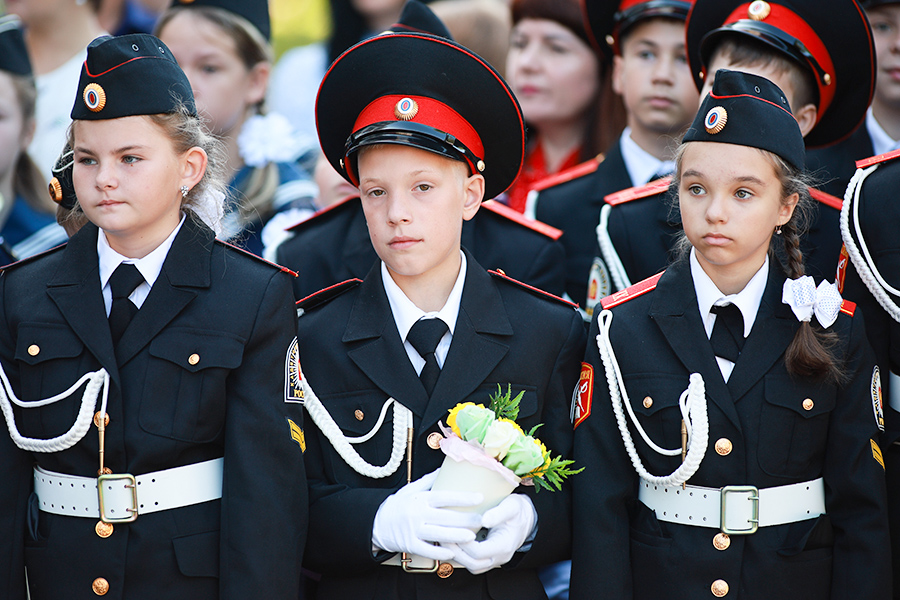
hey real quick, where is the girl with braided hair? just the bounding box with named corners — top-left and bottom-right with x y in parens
top-left (570, 69), bottom-right (890, 599)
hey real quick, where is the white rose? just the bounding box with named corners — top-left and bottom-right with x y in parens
top-left (482, 420), bottom-right (520, 460)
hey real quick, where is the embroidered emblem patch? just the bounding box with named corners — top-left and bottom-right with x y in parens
top-left (288, 418), bottom-right (306, 452)
top-left (585, 257), bottom-right (611, 318)
top-left (572, 363), bottom-right (594, 429)
top-left (284, 337), bottom-right (304, 403)
top-left (835, 244), bottom-right (849, 293)
top-left (872, 439), bottom-right (884, 470)
top-left (872, 366), bottom-right (885, 432)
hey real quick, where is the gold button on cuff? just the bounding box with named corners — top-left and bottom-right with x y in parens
top-left (711, 579), bottom-right (729, 597)
top-left (354, 409), bottom-right (365, 421)
top-left (714, 438), bottom-right (733, 456)
top-left (93, 412), bottom-right (110, 428)
top-left (802, 398), bottom-right (814, 411)
top-left (712, 533), bottom-right (730, 551)
top-left (642, 396), bottom-right (653, 409)
top-left (92, 577), bottom-right (110, 596)
top-left (427, 432), bottom-right (443, 450)
top-left (437, 562), bottom-right (454, 578)
top-left (95, 521), bottom-right (114, 538)
top-left (188, 353), bottom-right (200, 366)
top-left (27, 344), bottom-right (40, 356)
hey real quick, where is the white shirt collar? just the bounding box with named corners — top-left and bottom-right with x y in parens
top-left (866, 107), bottom-right (900, 157)
top-left (690, 248), bottom-right (769, 339)
top-left (382, 250), bottom-right (467, 342)
top-left (98, 213), bottom-right (186, 291)
top-left (619, 127), bottom-right (676, 186)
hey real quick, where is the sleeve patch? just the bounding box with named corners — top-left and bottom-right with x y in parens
top-left (872, 366), bottom-right (885, 432)
top-left (288, 418), bottom-right (306, 452)
top-left (572, 362), bottom-right (594, 430)
top-left (285, 337), bottom-right (304, 404)
top-left (872, 439), bottom-right (884, 470)
top-left (835, 244), bottom-right (849, 294)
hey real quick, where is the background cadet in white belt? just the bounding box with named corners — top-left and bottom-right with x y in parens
top-left (570, 69), bottom-right (890, 600)
top-left (0, 33), bottom-right (307, 599)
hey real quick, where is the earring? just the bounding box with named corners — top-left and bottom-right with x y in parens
top-left (775, 225), bottom-right (783, 235)
top-left (181, 185), bottom-right (189, 198)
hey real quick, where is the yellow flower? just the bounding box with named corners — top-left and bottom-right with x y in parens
top-left (528, 439), bottom-right (552, 477)
top-left (447, 402), bottom-right (481, 437)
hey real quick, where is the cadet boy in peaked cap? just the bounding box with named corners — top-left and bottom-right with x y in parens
top-left (294, 5), bottom-right (586, 597)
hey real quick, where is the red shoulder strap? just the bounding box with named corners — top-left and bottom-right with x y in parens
top-left (856, 148), bottom-right (900, 169)
top-left (481, 200), bottom-right (563, 240)
top-left (600, 272), bottom-right (664, 309)
top-left (604, 177), bottom-right (672, 206)
top-left (809, 188), bottom-right (842, 211)
top-left (530, 155), bottom-right (603, 193)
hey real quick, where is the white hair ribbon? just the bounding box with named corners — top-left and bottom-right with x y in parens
top-left (782, 276), bottom-right (842, 329)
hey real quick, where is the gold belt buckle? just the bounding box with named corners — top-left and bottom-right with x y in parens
top-left (97, 473), bottom-right (138, 523)
top-left (401, 552), bottom-right (439, 573)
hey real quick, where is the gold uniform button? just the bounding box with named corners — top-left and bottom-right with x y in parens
top-left (188, 353), bottom-right (200, 366)
top-left (95, 521), bottom-right (114, 538)
top-left (355, 409), bottom-right (365, 421)
top-left (437, 562), bottom-right (454, 578)
top-left (93, 412), bottom-right (110, 428)
top-left (92, 577), bottom-right (110, 595)
top-left (27, 344), bottom-right (40, 356)
top-left (802, 398), bottom-right (814, 411)
top-left (711, 579), bottom-right (729, 597)
top-left (98, 467), bottom-right (112, 476)
top-left (715, 438), bottom-right (733, 456)
top-left (642, 396), bottom-right (653, 409)
top-left (427, 432), bottom-right (443, 450)
top-left (712, 532), bottom-right (730, 551)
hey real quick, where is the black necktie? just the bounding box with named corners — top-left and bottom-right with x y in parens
top-left (407, 318), bottom-right (448, 396)
top-left (108, 263), bottom-right (144, 344)
top-left (710, 303), bottom-right (745, 363)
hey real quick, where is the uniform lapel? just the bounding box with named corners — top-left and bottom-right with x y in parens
top-left (648, 260), bottom-right (742, 431)
top-left (344, 262), bottom-right (431, 416)
top-left (114, 218), bottom-right (209, 367)
top-left (725, 263), bottom-right (798, 402)
top-left (420, 255), bottom-right (512, 430)
top-left (46, 224), bottom-right (120, 383)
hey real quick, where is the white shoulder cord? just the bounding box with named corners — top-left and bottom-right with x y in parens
top-left (596, 309), bottom-right (708, 486)
top-left (840, 164), bottom-right (900, 322)
top-left (597, 204), bottom-right (632, 292)
top-left (0, 362), bottom-right (109, 453)
top-left (300, 371), bottom-right (411, 479)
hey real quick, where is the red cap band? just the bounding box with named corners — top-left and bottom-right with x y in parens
top-left (721, 2), bottom-right (835, 118)
top-left (352, 94), bottom-right (485, 161)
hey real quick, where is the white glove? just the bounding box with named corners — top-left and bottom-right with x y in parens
top-left (449, 493), bottom-right (537, 574)
top-left (372, 469), bottom-right (485, 561)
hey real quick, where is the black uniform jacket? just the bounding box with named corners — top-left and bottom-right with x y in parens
top-left (570, 259), bottom-right (890, 600)
top-left (806, 124), bottom-right (874, 199)
top-left (0, 218), bottom-right (307, 600)
top-left (602, 176), bottom-right (844, 287)
top-left (534, 140), bottom-right (632, 304)
top-left (296, 251), bottom-right (586, 600)
top-left (275, 197), bottom-right (566, 300)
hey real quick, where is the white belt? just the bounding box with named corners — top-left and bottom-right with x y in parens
top-left (34, 458), bottom-right (224, 522)
top-left (638, 477), bottom-right (825, 534)
top-left (383, 553), bottom-right (462, 572)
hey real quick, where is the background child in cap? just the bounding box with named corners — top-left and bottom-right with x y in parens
top-left (530, 0), bottom-right (698, 313)
top-left (0, 33), bottom-right (307, 599)
top-left (0, 15), bottom-right (67, 264)
top-left (156, 0), bottom-right (317, 258)
top-left (296, 20), bottom-right (585, 600)
top-left (571, 69), bottom-right (889, 600)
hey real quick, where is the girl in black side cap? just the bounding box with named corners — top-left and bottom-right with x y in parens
top-left (0, 33), bottom-right (307, 600)
top-left (571, 69), bottom-right (890, 600)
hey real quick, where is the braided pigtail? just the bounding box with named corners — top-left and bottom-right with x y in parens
top-left (775, 157), bottom-right (845, 384)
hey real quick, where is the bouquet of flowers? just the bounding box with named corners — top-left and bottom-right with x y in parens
top-left (431, 385), bottom-right (582, 515)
